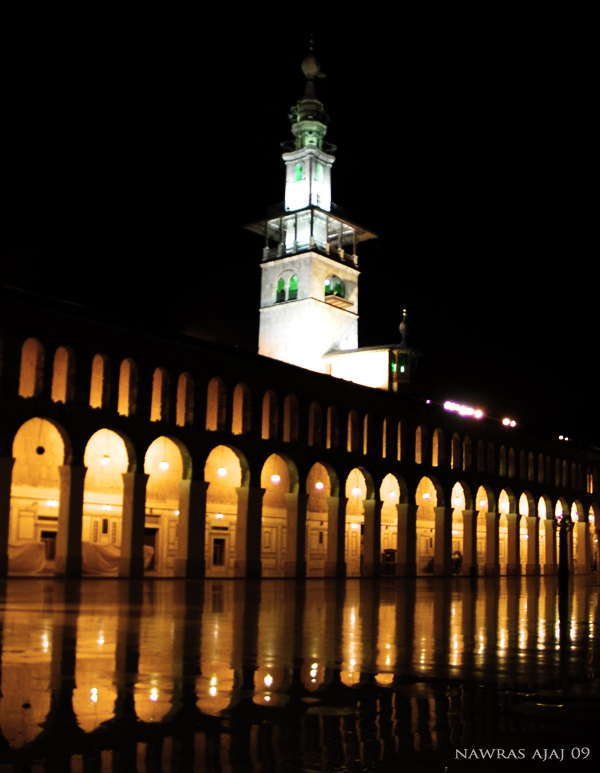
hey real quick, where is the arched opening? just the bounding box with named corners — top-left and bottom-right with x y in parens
top-left (324, 276), bottom-right (344, 298)
top-left (487, 443), bottom-right (495, 474)
top-left (19, 338), bottom-right (44, 398)
top-left (589, 505), bottom-right (598, 572)
top-left (262, 390), bottom-right (278, 440)
top-left (82, 429), bottom-right (129, 574)
top-left (538, 496), bottom-right (550, 572)
top-left (538, 453), bottom-right (545, 485)
top-left (362, 414), bottom-right (371, 455)
top-left (451, 483), bottom-right (466, 571)
top-left (347, 409), bottom-right (360, 453)
top-left (276, 277), bottom-right (286, 303)
top-left (288, 274), bottom-right (298, 300)
top-left (308, 401), bottom-right (322, 446)
top-left (326, 405), bottom-right (339, 449)
top-left (508, 448), bottom-right (515, 478)
top-left (260, 454), bottom-right (295, 576)
top-left (117, 358), bottom-right (138, 416)
top-left (204, 445), bottom-right (244, 576)
top-left (416, 477), bottom-right (437, 574)
top-left (415, 425), bottom-right (428, 465)
top-left (9, 418), bottom-right (66, 573)
top-left (306, 462), bottom-right (333, 576)
top-left (499, 446), bottom-right (507, 477)
top-left (176, 373), bottom-right (194, 427)
top-left (380, 474), bottom-right (400, 561)
top-left (477, 440), bottom-right (485, 472)
top-left (451, 433), bottom-right (460, 470)
top-left (144, 436), bottom-right (185, 574)
top-left (90, 353), bottom-right (110, 409)
top-left (345, 469), bottom-right (367, 576)
top-left (475, 486), bottom-right (492, 572)
top-left (51, 346), bottom-right (75, 403)
top-left (397, 420), bottom-right (406, 461)
top-left (283, 394), bottom-right (299, 442)
top-left (432, 428), bottom-right (444, 467)
top-left (232, 382), bottom-right (251, 435)
top-left (463, 436), bottom-right (472, 471)
top-left (206, 377), bottom-right (227, 431)
top-left (498, 489), bottom-right (511, 572)
top-left (150, 367), bottom-right (170, 422)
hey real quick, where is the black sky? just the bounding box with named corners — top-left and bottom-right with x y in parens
top-left (2, 13), bottom-right (597, 445)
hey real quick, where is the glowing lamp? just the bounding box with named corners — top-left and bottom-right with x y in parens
top-left (270, 474), bottom-right (281, 485)
top-left (217, 467), bottom-right (227, 478)
top-left (388, 491), bottom-right (396, 499)
top-left (90, 688), bottom-right (98, 703)
top-left (215, 513), bottom-right (224, 519)
top-left (150, 688), bottom-right (158, 702)
top-left (324, 279), bottom-right (331, 286)
top-left (422, 493), bottom-right (430, 500)
top-left (47, 499), bottom-right (58, 507)
top-left (264, 674), bottom-right (273, 687)
top-left (315, 481), bottom-right (324, 491)
top-left (351, 486), bottom-right (361, 497)
top-left (103, 504), bottom-right (110, 511)
top-left (100, 454), bottom-right (110, 467)
top-left (159, 460), bottom-right (169, 471)
top-left (480, 499), bottom-right (487, 508)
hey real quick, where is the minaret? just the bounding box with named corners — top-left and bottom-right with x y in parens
top-left (248, 48), bottom-right (377, 374)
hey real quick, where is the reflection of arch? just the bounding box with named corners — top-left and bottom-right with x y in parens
top-left (262, 390), bottom-right (278, 440)
top-left (90, 353), bottom-right (110, 409)
top-left (51, 346), bottom-right (75, 403)
top-left (117, 358), bottom-right (138, 416)
top-left (19, 338), bottom-right (44, 398)
top-left (283, 394), bottom-right (299, 442)
top-left (176, 373), bottom-right (194, 427)
top-left (232, 382), bottom-right (251, 435)
top-left (206, 377), bottom-right (227, 431)
top-left (150, 367), bottom-right (170, 422)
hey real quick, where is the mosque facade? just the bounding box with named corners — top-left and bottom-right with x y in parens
top-left (0, 53), bottom-right (598, 580)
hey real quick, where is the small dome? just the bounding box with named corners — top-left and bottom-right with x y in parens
top-left (301, 52), bottom-right (320, 80)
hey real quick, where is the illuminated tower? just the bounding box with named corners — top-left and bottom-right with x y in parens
top-left (248, 49), bottom-right (376, 373)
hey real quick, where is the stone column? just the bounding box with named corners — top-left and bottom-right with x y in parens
top-left (119, 472), bottom-right (149, 578)
top-left (0, 457), bottom-right (15, 577)
top-left (55, 465), bottom-right (87, 577)
top-left (324, 495), bottom-right (346, 578)
top-left (433, 507), bottom-right (452, 576)
top-left (525, 516), bottom-right (540, 575)
top-left (575, 521), bottom-right (590, 574)
top-left (462, 509), bottom-right (478, 576)
top-left (362, 499), bottom-right (382, 577)
top-left (505, 513), bottom-right (520, 576)
top-left (395, 503), bottom-right (417, 577)
top-left (234, 486), bottom-right (264, 578)
top-left (544, 519), bottom-right (558, 575)
top-left (484, 511), bottom-right (500, 576)
top-left (284, 492), bottom-right (308, 578)
top-left (173, 479), bottom-right (208, 578)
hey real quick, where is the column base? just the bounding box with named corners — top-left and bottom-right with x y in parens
top-left (324, 561), bottom-right (346, 578)
top-left (434, 561), bottom-right (451, 577)
top-left (172, 558), bottom-right (205, 579)
top-left (484, 563), bottom-right (500, 576)
top-left (505, 563), bottom-right (521, 576)
top-left (461, 564), bottom-right (478, 577)
top-left (118, 556), bottom-right (145, 579)
top-left (361, 561), bottom-right (381, 578)
top-left (543, 563), bottom-right (558, 575)
top-left (234, 559), bottom-right (262, 578)
top-left (283, 560), bottom-right (306, 578)
top-left (525, 563), bottom-right (540, 576)
top-left (395, 562), bottom-right (416, 577)
top-left (55, 554), bottom-right (82, 578)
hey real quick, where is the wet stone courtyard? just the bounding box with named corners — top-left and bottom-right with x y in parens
top-left (0, 575), bottom-right (598, 772)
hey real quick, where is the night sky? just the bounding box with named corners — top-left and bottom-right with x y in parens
top-left (3, 14), bottom-right (596, 445)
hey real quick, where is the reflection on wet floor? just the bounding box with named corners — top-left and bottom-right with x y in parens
top-left (0, 576), bottom-right (598, 772)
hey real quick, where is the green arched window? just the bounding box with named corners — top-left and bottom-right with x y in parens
top-left (295, 163), bottom-right (303, 182)
top-left (334, 281), bottom-right (344, 298)
top-left (324, 278), bottom-right (333, 296)
top-left (315, 163), bottom-right (323, 182)
top-left (289, 275), bottom-right (298, 300)
top-left (276, 278), bottom-right (286, 303)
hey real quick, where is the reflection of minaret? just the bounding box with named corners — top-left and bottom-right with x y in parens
top-left (249, 47), bottom-right (376, 374)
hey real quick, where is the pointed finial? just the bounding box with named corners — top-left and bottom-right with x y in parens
top-left (399, 309), bottom-right (408, 345)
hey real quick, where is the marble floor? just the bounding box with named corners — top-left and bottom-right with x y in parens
top-left (0, 575), bottom-right (598, 772)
